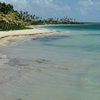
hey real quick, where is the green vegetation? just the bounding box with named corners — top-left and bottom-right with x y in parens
top-left (0, 2), bottom-right (28, 30)
top-left (0, 2), bottom-right (83, 30)
top-left (7, 24), bottom-right (32, 30)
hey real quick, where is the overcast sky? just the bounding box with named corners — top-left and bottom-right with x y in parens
top-left (0, 0), bottom-right (100, 22)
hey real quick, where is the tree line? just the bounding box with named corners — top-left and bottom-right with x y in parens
top-left (0, 2), bottom-right (82, 30)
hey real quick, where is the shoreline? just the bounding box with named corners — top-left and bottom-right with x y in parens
top-left (0, 28), bottom-right (59, 46)
top-left (0, 28), bottom-right (56, 39)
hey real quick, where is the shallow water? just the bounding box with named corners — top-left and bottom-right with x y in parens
top-left (0, 24), bottom-right (100, 100)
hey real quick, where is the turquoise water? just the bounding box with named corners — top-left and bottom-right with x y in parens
top-left (0, 24), bottom-right (100, 100)
top-left (42, 23), bottom-right (100, 31)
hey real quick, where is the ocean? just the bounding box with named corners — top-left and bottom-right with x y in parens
top-left (0, 23), bottom-right (100, 100)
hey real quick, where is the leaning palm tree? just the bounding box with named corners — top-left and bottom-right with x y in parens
top-left (0, 14), bottom-right (10, 30)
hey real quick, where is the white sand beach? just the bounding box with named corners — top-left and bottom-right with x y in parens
top-left (0, 28), bottom-right (58, 45)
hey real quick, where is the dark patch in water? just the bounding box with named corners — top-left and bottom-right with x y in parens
top-left (35, 68), bottom-right (43, 72)
top-left (17, 98), bottom-right (21, 100)
top-left (5, 58), bottom-right (29, 67)
top-left (32, 35), bottom-right (70, 42)
top-left (35, 58), bottom-right (49, 64)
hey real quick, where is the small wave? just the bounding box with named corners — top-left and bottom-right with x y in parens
top-left (83, 34), bottom-right (100, 36)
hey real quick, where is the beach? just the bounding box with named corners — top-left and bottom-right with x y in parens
top-left (0, 0), bottom-right (100, 99)
top-left (0, 28), bottom-right (59, 45)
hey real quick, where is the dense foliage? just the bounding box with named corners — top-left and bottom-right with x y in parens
top-left (0, 2), bottom-right (14, 14)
